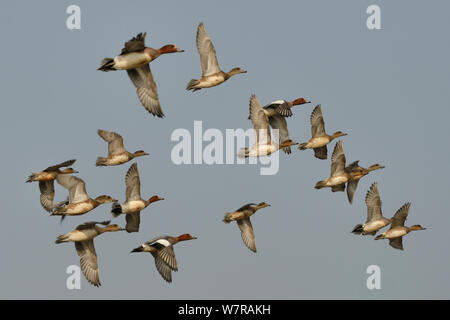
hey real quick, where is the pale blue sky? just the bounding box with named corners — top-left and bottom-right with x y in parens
top-left (1, 0), bottom-right (449, 299)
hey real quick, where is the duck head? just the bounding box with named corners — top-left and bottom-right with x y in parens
top-left (409, 224), bottom-right (426, 231)
top-left (148, 195), bottom-right (164, 204)
top-left (228, 67), bottom-right (247, 76)
top-left (159, 44), bottom-right (184, 53)
top-left (257, 202), bottom-right (271, 209)
top-left (176, 233), bottom-right (197, 242)
top-left (331, 131), bottom-right (347, 139)
top-left (133, 150), bottom-right (149, 157)
top-left (103, 224), bottom-right (125, 232)
top-left (367, 164), bottom-right (385, 172)
top-left (291, 98), bottom-right (311, 106)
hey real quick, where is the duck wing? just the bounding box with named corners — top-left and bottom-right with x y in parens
top-left (330, 141), bottom-right (346, 177)
top-left (44, 159), bottom-right (76, 172)
top-left (125, 212), bottom-right (141, 233)
top-left (76, 221), bottom-right (110, 231)
top-left (237, 218), bottom-right (257, 253)
top-left (264, 100), bottom-right (293, 118)
top-left (56, 175), bottom-right (89, 204)
top-left (345, 160), bottom-right (361, 173)
top-left (236, 203), bottom-right (257, 213)
top-left (249, 95), bottom-right (271, 145)
top-left (125, 163), bottom-right (141, 202)
top-left (365, 183), bottom-right (382, 222)
top-left (313, 146), bottom-right (328, 160)
top-left (121, 32), bottom-right (146, 55)
top-left (389, 203), bottom-right (410, 229)
top-left (389, 237), bottom-right (404, 250)
top-left (127, 64), bottom-right (164, 118)
top-left (310, 105), bottom-right (326, 138)
top-left (75, 240), bottom-right (101, 287)
top-left (156, 246), bottom-right (178, 271)
top-left (152, 254), bottom-right (174, 283)
top-left (39, 181), bottom-right (55, 212)
top-left (346, 180), bottom-right (360, 204)
top-left (196, 23), bottom-right (221, 77)
top-left (97, 130), bottom-right (126, 155)
top-left (269, 115), bottom-right (291, 154)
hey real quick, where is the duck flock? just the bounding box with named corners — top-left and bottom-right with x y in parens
top-left (27, 23), bottom-right (426, 287)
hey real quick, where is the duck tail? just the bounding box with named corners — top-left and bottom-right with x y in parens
top-left (352, 224), bottom-right (363, 235)
top-left (97, 58), bottom-right (115, 71)
top-left (222, 212), bottom-right (233, 224)
top-left (26, 173), bottom-right (38, 183)
top-left (314, 180), bottom-right (326, 189)
top-left (95, 157), bottom-right (108, 166)
top-left (111, 202), bottom-right (122, 217)
top-left (55, 234), bottom-right (69, 244)
top-left (186, 79), bottom-right (200, 91)
top-left (298, 143), bottom-right (308, 150)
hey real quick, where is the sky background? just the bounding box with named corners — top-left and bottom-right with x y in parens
top-left (1, 0), bottom-right (449, 299)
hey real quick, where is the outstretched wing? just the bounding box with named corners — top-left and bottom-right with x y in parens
top-left (121, 32), bottom-right (146, 55)
top-left (269, 115), bottom-right (291, 154)
top-left (125, 163), bottom-right (141, 202)
top-left (44, 159), bottom-right (76, 172)
top-left (330, 141), bottom-right (346, 177)
top-left (153, 254), bottom-right (174, 283)
top-left (196, 23), bottom-right (221, 77)
top-left (76, 221), bottom-right (110, 231)
top-left (313, 146), bottom-right (328, 159)
top-left (56, 175), bottom-right (89, 203)
top-left (125, 212), bottom-right (141, 233)
top-left (127, 64), bottom-right (164, 118)
top-left (389, 203), bottom-right (410, 229)
top-left (346, 180), bottom-right (360, 204)
top-left (365, 182), bottom-right (382, 222)
top-left (389, 237), bottom-right (404, 250)
top-left (97, 130), bottom-right (126, 155)
top-left (310, 105), bottom-right (326, 138)
top-left (75, 240), bottom-right (101, 287)
top-left (249, 95), bottom-right (271, 145)
top-left (237, 218), bottom-right (257, 253)
top-left (39, 181), bottom-right (55, 212)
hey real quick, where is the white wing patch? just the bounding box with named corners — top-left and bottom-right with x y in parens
top-left (270, 100), bottom-right (285, 105)
top-left (155, 239), bottom-right (171, 247)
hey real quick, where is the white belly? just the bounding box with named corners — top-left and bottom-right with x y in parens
top-left (108, 154), bottom-right (130, 165)
top-left (122, 200), bottom-right (146, 213)
top-left (386, 229), bottom-right (407, 239)
top-left (327, 175), bottom-right (348, 186)
top-left (69, 229), bottom-right (97, 242)
top-left (248, 144), bottom-right (277, 157)
top-left (308, 137), bottom-right (329, 148)
top-left (202, 74), bottom-right (226, 88)
top-left (65, 202), bottom-right (94, 215)
top-left (114, 53), bottom-right (149, 70)
top-left (364, 220), bottom-right (388, 233)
